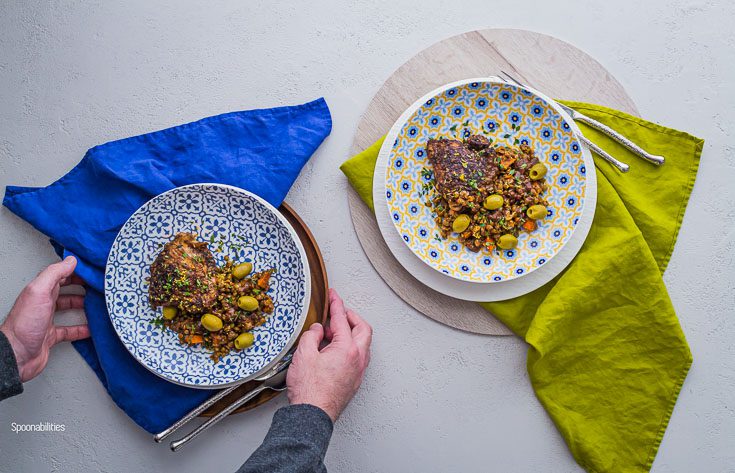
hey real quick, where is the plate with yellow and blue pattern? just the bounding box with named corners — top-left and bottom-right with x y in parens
top-left (382, 79), bottom-right (591, 284)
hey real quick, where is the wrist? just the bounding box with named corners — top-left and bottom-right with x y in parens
top-left (0, 325), bottom-right (27, 381)
top-left (289, 396), bottom-right (340, 422)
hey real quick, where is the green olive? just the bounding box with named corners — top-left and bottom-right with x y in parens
top-left (162, 306), bottom-right (178, 320)
top-left (238, 295), bottom-right (259, 312)
top-left (497, 234), bottom-right (518, 250)
top-left (234, 332), bottom-right (255, 350)
top-left (201, 313), bottom-right (223, 332)
top-left (526, 204), bottom-right (548, 220)
top-left (529, 163), bottom-right (547, 180)
top-left (232, 262), bottom-right (253, 279)
top-left (483, 194), bottom-right (504, 211)
top-left (452, 214), bottom-right (471, 233)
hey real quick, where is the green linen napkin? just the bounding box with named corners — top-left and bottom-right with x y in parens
top-left (341, 101), bottom-right (703, 472)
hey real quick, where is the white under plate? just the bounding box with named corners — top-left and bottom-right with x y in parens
top-left (373, 77), bottom-right (597, 302)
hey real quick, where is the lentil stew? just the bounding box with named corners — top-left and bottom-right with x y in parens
top-left (148, 232), bottom-right (274, 362)
top-left (424, 135), bottom-right (549, 253)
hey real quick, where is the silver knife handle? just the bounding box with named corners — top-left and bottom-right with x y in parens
top-left (154, 385), bottom-right (239, 442)
top-left (170, 385), bottom-right (267, 451)
top-left (579, 135), bottom-right (630, 173)
top-left (575, 114), bottom-right (665, 165)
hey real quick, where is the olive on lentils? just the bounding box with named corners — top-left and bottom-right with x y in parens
top-left (526, 204), bottom-right (547, 220)
top-left (234, 333), bottom-right (254, 350)
top-left (232, 262), bottom-right (253, 279)
top-left (201, 313), bottom-right (223, 332)
top-left (238, 295), bottom-right (259, 312)
top-left (529, 163), bottom-right (547, 180)
top-left (452, 214), bottom-right (471, 233)
top-left (162, 306), bottom-right (178, 320)
top-left (497, 234), bottom-right (518, 250)
top-left (483, 194), bottom-right (504, 210)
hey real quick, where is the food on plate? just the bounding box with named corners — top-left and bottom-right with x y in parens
top-left (148, 232), bottom-right (218, 313)
top-left (423, 135), bottom-right (549, 252)
top-left (497, 234), bottom-right (518, 250)
top-left (234, 333), bottom-right (255, 350)
top-left (526, 204), bottom-right (548, 220)
top-left (529, 163), bottom-right (548, 180)
top-left (238, 295), bottom-right (259, 311)
top-left (483, 194), bottom-right (503, 210)
top-left (451, 214), bottom-right (471, 233)
top-left (201, 313), bottom-right (224, 332)
top-left (148, 232), bottom-right (274, 362)
top-left (232, 262), bottom-right (253, 279)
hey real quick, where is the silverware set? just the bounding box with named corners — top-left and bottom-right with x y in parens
top-left (154, 351), bottom-right (294, 451)
top-left (499, 71), bottom-right (665, 172)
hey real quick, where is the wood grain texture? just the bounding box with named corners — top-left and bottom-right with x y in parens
top-left (348, 28), bottom-right (639, 335)
top-left (200, 202), bottom-right (329, 417)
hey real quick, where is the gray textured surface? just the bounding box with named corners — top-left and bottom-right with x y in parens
top-left (0, 1), bottom-right (733, 472)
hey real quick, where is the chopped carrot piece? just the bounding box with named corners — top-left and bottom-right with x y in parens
top-left (523, 220), bottom-right (537, 232)
top-left (257, 272), bottom-right (271, 289)
top-left (188, 335), bottom-right (204, 344)
top-left (500, 155), bottom-right (516, 168)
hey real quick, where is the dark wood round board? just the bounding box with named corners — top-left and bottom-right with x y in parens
top-left (199, 201), bottom-right (329, 417)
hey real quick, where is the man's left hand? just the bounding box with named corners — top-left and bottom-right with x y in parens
top-left (0, 256), bottom-right (91, 382)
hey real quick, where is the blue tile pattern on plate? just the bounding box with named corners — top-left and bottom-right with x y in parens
top-left (105, 184), bottom-right (307, 387)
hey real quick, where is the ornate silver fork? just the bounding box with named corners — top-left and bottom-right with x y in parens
top-left (500, 70), bottom-right (666, 172)
top-left (153, 352), bottom-right (293, 444)
top-left (169, 358), bottom-right (291, 451)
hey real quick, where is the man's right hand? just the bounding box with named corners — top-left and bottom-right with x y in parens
top-left (286, 288), bottom-right (372, 422)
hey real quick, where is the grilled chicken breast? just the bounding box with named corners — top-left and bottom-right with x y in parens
top-left (148, 232), bottom-right (218, 313)
top-left (426, 137), bottom-right (497, 204)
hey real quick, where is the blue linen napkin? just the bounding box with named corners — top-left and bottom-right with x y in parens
top-left (3, 98), bottom-right (332, 433)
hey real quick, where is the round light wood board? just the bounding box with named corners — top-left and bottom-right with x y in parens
top-left (347, 28), bottom-right (640, 335)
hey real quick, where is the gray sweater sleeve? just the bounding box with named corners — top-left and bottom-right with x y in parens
top-left (0, 330), bottom-right (23, 401)
top-left (236, 404), bottom-right (333, 473)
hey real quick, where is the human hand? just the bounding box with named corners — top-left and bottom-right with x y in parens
top-left (286, 288), bottom-right (372, 422)
top-left (0, 256), bottom-right (90, 382)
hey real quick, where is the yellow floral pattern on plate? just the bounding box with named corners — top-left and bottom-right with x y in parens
top-left (384, 80), bottom-right (587, 283)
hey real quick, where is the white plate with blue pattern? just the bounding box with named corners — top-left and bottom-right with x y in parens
top-left (104, 183), bottom-right (310, 389)
top-left (373, 78), bottom-right (597, 301)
